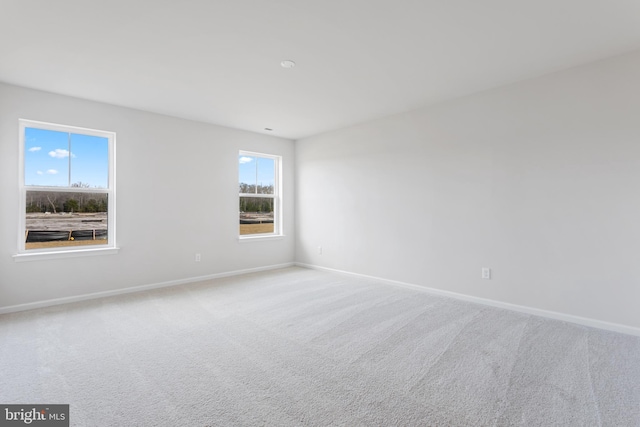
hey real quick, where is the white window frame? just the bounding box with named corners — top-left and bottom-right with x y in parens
top-left (14, 119), bottom-right (118, 262)
top-left (238, 150), bottom-right (283, 240)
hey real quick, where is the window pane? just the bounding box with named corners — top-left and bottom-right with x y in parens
top-left (239, 155), bottom-right (256, 193)
top-left (70, 133), bottom-right (109, 188)
top-left (257, 157), bottom-right (275, 194)
top-left (239, 197), bottom-right (274, 235)
top-left (25, 190), bottom-right (108, 250)
top-left (238, 154), bottom-right (275, 195)
top-left (24, 127), bottom-right (70, 187)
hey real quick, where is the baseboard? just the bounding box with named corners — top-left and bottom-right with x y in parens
top-left (0, 262), bottom-right (295, 315)
top-left (296, 262), bottom-right (640, 337)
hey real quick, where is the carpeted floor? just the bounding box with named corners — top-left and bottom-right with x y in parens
top-left (1, 267), bottom-right (639, 426)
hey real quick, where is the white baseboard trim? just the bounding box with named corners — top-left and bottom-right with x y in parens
top-left (0, 262), bottom-right (295, 315)
top-left (296, 262), bottom-right (640, 337)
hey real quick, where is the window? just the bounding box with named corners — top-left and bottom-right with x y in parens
top-left (238, 151), bottom-right (281, 237)
top-left (17, 119), bottom-right (116, 256)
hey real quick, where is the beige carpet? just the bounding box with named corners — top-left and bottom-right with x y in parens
top-left (1, 267), bottom-right (639, 426)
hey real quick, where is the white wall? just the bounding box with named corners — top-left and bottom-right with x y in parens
top-left (0, 83), bottom-right (295, 311)
top-left (296, 50), bottom-right (640, 330)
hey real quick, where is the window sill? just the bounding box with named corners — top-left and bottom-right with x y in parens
top-left (13, 247), bottom-right (120, 262)
top-left (238, 234), bottom-right (285, 243)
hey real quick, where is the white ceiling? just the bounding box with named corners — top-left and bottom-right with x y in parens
top-left (2, 1), bottom-right (640, 140)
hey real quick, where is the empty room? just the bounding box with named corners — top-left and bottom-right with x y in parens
top-left (1, 1), bottom-right (640, 426)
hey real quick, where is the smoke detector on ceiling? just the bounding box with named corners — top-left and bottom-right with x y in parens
top-left (280, 60), bottom-right (296, 69)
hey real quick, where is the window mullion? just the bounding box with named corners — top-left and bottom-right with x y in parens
top-left (67, 132), bottom-right (72, 186)
top-left (240, 193), bottom-right (275, 199)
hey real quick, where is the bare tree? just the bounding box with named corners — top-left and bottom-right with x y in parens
top-left (46, 194), bottom-right (58, 213)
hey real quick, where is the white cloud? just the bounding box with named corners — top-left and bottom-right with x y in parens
top-left (239, 156), bottom-right (253, 164)
top-left (37, 171), bottom-right (43, 175)
top-left (47, 169), bottom-right (58, 175)
top-left (28, 146), bottom-right (42, 152)
top-left (48, 149), bottom-right (75, 159)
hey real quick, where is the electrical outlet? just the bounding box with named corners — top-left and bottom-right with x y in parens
top-left (195, 253), bottom-right (201, 262)
top-left (481, 267), bottom-right (491, 279)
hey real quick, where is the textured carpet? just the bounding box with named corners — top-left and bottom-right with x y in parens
top-left (1, 267), bottom-right (639, 426)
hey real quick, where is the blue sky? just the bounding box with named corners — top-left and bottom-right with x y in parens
top-left (25, 127), bottom-right (108, 187)
top-left (239, 155), bottom-right (275, 192)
